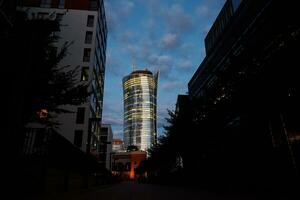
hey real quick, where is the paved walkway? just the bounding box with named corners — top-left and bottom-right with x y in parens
top-left (30, 181), bottom-right (295, 200)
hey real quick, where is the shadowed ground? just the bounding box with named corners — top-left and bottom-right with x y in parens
top-left (30, 181), bottom-right (295, 200)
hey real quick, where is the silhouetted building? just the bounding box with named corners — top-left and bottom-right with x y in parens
top-left (122, 69), bottom-right (159, 151)
top-left (189, 0), bottom-right (244, 98)
top-left (175, 95), bottom-right (191, 116)
top-left (18, 0), bottom-right (107, 154)
top-left (187, 0), bottom-right (299, 187)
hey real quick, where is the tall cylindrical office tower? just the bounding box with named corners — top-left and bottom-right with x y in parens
top-left (123, 69), bottom-right (158, 151)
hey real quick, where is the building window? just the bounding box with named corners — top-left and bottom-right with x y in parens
top-left (83, 48), bottom-right (91, 62)
top-left (100, 127), bottom-right (108, 135)
top-left (40, 0), bottom-right (52, 8)
top-left (81, 66), bottom-right (89, 81)
top-left (85, 31), bottom-right (93, 44)
top-left (74, 130), bottom-right (83, 147)
top-left (76, 107), bottom-right (85, 124)
top-left (87, 15), bottom-right (94, 27)
top-left (58, 0), bottom-right (65, 8)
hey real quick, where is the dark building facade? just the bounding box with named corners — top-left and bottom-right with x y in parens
top-left (10, 0), bottom-right (108, 196)
top-left (18, 0), bottom-right (108, 155)
top-left (19, 0), bottom-right (99, 10)
top-left (187, 0), bottom-right (299, 190)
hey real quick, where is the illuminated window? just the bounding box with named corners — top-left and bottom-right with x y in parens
top-left (81, 66), bottom-right (89, 81)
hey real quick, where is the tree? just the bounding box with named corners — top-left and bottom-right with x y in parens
top-left (14, 11), bottom-right (90, 127)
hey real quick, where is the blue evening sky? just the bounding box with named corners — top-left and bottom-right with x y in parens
top-left (102, 0), bottom-right (225, 139)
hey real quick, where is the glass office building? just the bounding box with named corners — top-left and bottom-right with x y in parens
top-left (123, 70), bottom-right (158, 151)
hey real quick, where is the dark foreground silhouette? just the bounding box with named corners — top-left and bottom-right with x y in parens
top-left (27, 181), bottom-right (297, 200)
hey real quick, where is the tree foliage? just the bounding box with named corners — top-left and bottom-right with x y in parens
top-left (14, 11), bottom-right (90, 127)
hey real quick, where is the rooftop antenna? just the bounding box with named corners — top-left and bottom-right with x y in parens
top-left (132, 57), bottom-right (136, 72)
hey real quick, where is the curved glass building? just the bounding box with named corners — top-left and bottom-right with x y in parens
top-left (123, 69), bottom-right (158, 151)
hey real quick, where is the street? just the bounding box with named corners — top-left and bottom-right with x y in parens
top-left (35, 181), bottom-right (290, 200)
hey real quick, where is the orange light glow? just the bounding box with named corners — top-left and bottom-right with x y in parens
top-left (37, 109), bottom-right (48, 118)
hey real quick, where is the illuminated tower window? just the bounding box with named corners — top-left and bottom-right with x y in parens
top-left (123, 69), bottom-right (159, 151)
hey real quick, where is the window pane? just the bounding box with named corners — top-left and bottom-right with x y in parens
top-left (87, 15), bottom-right (94, 27)
top-left (76, 107), bottom-right (85, 124)
top-left (81, 66), bottom-right (89, 81)
top-left (83, 48), bottom-right (91, 62)
top-left (85, 31), bottom-right (93, 44)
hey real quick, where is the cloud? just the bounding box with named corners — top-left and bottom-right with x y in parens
top-left (126, 43), bottom-right (139, 57)
top-left (164, 4), bottom-right (194, 33)
top-left (146, 54), bottom-right (173, 77)
top-left (112, 130), bottom-right (123, 139)
top-left (143, 18), bottom-right (155, 30)
top-left (103, 0), bottom-right (225, 139)
top-left (105, 3), bottom-right (118, 34)
top-left (178, 59), bottom-right (193, 70)
top-left (160, 33), bottom-right (180, 49)
top-left (119, 1), bottom-right (134, 16)
top-left (105, 50), bottom-right (124, 76)
top-left (120, 30), bottom-right (135, 43)
top-left (102, 117), bottom-right (123, 127)
top-left (144, 0), bottom-right (164, 16)
top-left (160, 81), bottom-right (185, 91)
top-left (195, 5), bottom-right (210, 17)
top-left (104, 0), bottom-right (135, 36)
top-left (103, 101), bottom-right (123, 113)
top-left (156, 104), bottom-right (175, 130)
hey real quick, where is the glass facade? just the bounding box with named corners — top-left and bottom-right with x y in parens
top-left (123, 70), bottom-right (158, 151)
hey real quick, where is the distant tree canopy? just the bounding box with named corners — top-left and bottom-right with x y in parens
top-left (14, 11), bottom-right (89, 127)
